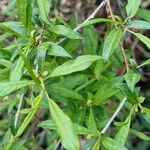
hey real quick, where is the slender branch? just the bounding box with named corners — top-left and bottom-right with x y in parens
top-left (100, 98), bottom-right (127, 135)
top-left (14, 93), bottom-right (24, 128)
top-left (78, 1), bottom-right (106, 27)
top-left (106, 0), bottom-right (129, 72)
top-left (56, 0), bottom-right (106, 44)
top-left (120, 43), bottom-right (129, 71)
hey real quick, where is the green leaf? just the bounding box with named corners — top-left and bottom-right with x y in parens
top-left (37, 0), bottom-right (52, 25)
top-left (49, 55), bottom-right (102, 77)
top-left (77, 18), bottom-right (113, 29)
top-left (5, 95), bottom-right (42, 149)
top-left (37, 42), bottom-right (72, 58)
top-left (130, 129), bottom-right (150, 141)
top-left (126, 0), bottom-right (142, 19)
top-left (115, 118), bottom-right (131, 145)
top-left (50, 25), bottom-right (82, 39)
top-left (16, 0), bottom-right (33, 31)
top-left (83, 137), bottom-right (98, 150)
top-left (132, 33), bottom-right (150, 49)
top-left (0, 58), bottom-right (12, 68)
top-left (48, 100), bottom-right (79, 150)
top-left (49, 84), bottom-right (84, 101)
top-left (0, 99), bottom-right (18, 112)
top-left (102, 137), bottom-right (128, 150)
top-left (83, 25), bottom-right (98, 54)
top-left (102, 28), bottom-right (122, 61)
top-left (127, 20), bottom-right (150, 29)
top-left (94, 84), bottom-right (119, 105)
top-left (92, 137), bottom-right (100, 150)
top-left (38, 120), bottom-right (91, 135)
top-left (10, 57), bottom-right (24, 81)
top-left (0, 22), bottom-right (29, 38)
top-left (0, 81), bottom-right (32, 97)
top-left (88, 108), bottom-right (97, 132)
top-left (125, 70), bottom-right (141, 92)
top-left (136, 8), bottom-right (150, 22)
top-left (15, 95), bottom-right (42, 137)
top-left (137, 59), bottom-right (150, 68)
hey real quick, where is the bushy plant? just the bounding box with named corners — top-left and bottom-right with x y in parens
top-left (0, 0), bottom-right (150, 149)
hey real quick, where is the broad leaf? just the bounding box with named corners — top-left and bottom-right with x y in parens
top-left (126, 0), bottom-right (142, 19)
top-left (102, 28), bottom-right (122, 61)
top-left (130, 129), bottom-right (150, 141)
top-left (0, 81), bottom-right (32, 97)
top-left (125, 70), bottom-right (141, 92)
top-left (37, 0), bottom-right (52, 25)
top-left (0, 22), bottom-right (29, 37)
top-left (102, 137), bottom-right (128, 150)
top-left (48, 100), bottom-right (79, 150)
top-left (50, 25), bottom-right (82, 39)
top-left (127, 20), bottom-right (150, 29)
top-left (50, 55), bottom-right (102, 77)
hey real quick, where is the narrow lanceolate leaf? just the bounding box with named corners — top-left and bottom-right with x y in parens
top-left (0, 58), bottom-right (12, 68)
top-left (102, 28), bottom-right (122, 61)
top-left (37, 0), bottom-right (52, 25)
top-left (133, 33), bottom-right (150, 49)
top-left (94, 84), bottom-right (119, 105)
top-left (48, 100), bottom-right (79, 150)
top-left (49, 84), bottom-right (84, 101)
top-left (50, 25), bottom-right (82, 39)
top-left (126, 0), bottom-right (142, 19)
top-left (92, 137), bottom-right (100, 150)
top-left (102, 137), bottom-right (128, 150)
top-left (130, 129), bottom-right (150, 141)
top-left (49, 55), bottom-right (102, 77)
top-left (37, 42), bottom-right (72, 58)
top-left (127, 20), bottom-right (150, 29)
top-left (10, 57), bottom-right (24, 81)
top-left (115, 118), bottom-right (131, 145)
top-left (137, 59), bottom-right (150, 68)
top-left (125, 70), bottom-right (141, 92)
top-left (16, 0), bottom-right (33, 31)
top-left (88, 108), bottom-right (97, 132)
top-left (0, 81), bottom-right (32, 97)
top-left (38, 120), bottom-right (91, 135)
top-left (0, 22), bottom-right (29, 37)
top-left (83, 25), bottom-right (98, 55)
top-left (15, 95), bottom-right (42, 137)
top-left (136, 8), bottom-right (150, 22)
